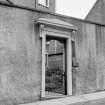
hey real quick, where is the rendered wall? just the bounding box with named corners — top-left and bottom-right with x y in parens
top-left (0, 0), bottom-right (36, 8)
top-left (86, 0), bottom-right (105, 25)
top-left (0, 5), bottom-right (41, 105)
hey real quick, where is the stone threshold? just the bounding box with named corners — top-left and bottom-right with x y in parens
top-left (20, 91), bottom-right (105, 105)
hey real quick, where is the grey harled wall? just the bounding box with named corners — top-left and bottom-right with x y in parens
top-left (0, 0), bottom-right (36, 8)
top-left (0, 0), bottom-right (56, 12)
top-left (86, 0), bottom-right (105, 25)
top-left (0, 5), bottom-right (41, 105)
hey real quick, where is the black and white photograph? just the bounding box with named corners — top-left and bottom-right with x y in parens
top-left (0, 0), bottom-right (105, 105)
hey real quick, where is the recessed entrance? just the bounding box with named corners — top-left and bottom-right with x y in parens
top-left (45, 36), bottom-right (67, 97)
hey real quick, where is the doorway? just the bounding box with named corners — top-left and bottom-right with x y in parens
top-left (41, 33), bottom-right (72, 98)
top-left (45, 36), bottom-right (67, 97)
top-left (37, 18), bottom-right (77, 99)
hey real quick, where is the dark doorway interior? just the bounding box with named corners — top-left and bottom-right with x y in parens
top-left (45, 36), bottom-right (67, 97)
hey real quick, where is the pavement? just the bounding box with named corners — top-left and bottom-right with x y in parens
top-left (20, 91), bottom-right (105, 105)
top-left (71, 98), bottom-right (105, 105)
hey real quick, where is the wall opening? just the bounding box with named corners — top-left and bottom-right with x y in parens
top-left (45, 36), bottom-right (67, 98)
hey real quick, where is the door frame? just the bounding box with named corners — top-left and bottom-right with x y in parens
top-left (36, 18), bottom-right (77, 98)
top-left (41, 30), bottom-right (72, 97)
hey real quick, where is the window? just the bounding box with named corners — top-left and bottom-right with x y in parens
top-left (38, 0), bottom-right (49, 7)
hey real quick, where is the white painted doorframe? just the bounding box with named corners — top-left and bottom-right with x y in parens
top-left (41, 31), bottom-right (72, 98)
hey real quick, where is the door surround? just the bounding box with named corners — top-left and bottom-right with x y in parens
top-left (36, 18), bottom-right (77, 98)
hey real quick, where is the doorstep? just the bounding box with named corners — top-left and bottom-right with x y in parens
top-left (20, 91), bottom-right (105, 105)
